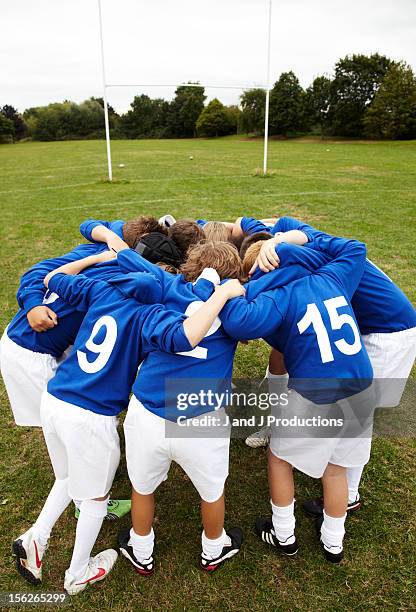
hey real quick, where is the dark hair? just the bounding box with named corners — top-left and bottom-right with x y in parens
top-left (168, 220), bottom-right (204, 258)
top-left (239, 232), bottom-right (272, 259)
top-left (122, 215), bottom-right (168, 248)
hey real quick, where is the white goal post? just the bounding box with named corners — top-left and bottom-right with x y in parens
top-left (97, 0), bottom-right (273, 181)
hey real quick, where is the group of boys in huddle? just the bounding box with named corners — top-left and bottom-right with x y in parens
top-left (1, 212), bottom-right (415, 595)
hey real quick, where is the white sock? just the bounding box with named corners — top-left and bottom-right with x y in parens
top-left (266, 368), bottom-right (289, 381)
top-left (73, 500), bottom-right (82, 510)
top-left (347, 466), bottom-right (364, 504)
top-left (201, 529), bottom-right (230, 559)
top-left (68, 498), bottom-right (108, 579)
top-left (320, 510), bottom-right (346, 552)
top-left (128, 527), bottom-right (155, 563)
top-left (32, 479), bottom-right (72, 547)
top-left (266, 370), bottom-right (289, 400)
top-left (271, 500), bottom-right (296, 545)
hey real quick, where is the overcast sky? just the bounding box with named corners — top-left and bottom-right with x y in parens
top-left (2, 0), bottom-right (416, 113)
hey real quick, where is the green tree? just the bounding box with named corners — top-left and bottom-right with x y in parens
top-left (305, 76), bottom-right (331, 134)
top-left (240, 88), bottom-right (266, 134)
top-left (119, 94), bottom-right (169, 138)
top-left (1, 105), bottom-right (27, 140)
top-left (0, 112), bottom-right (14, 142)
top-left (196, 99), bottom-right (236, 137)
top-left (167, 84), bottom-right (206, 137)
top-left (269, 72), bottom-right (308, 136)
top-left (23, 99), bottom-right (106, 140)
top-left (226, 105), bottom-right (242, 134)
top-left (328, 53), bottom-right (394, 137)
top-left (363, 62), bottom-right (416, 140)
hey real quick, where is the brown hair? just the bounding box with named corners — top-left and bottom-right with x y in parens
top-left (180, 241), bottom-right (243, 282)
top-left (242, 241), bottom-right (264, 278)
top-left (156, 262), bottom-right (178, 275)
top-left (122, 216), bottom-right (168, 248)
top-left (203, 221), bottom-right (232, 243)
top-left (168, 220), bottom-right (204, 258)
top-left (239, 232), bottom-right (272, 260)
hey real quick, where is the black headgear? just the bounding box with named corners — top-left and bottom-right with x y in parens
top-left (134, 232), bottom-right (182, 267)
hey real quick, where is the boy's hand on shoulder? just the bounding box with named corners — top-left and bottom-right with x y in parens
top-left (27, 305), bottom-right (58, 332)
top-left (217, 279), bottom-right (246, 300)
top-left (249, 239), bottom-right (280, 275)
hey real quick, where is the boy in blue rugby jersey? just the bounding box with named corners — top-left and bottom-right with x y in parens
top-left (249, 217), bottom-right (416, 514)
top-left (100, 240), bottom-right (248, 574)
top-left (12, 248), bottom-right (244, 594)
top-left (218, 232), bottom-right (374, 563)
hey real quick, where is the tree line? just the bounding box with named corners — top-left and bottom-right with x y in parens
top-left (2, 54), bottom-right (416, 143)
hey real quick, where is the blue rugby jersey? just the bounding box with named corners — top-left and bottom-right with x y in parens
top-left (196, 219), bottom-right (208, 228)
top-left (240, 217), bottom-right (273, 235)
top-left (7, 259), bottom-right (123, 358)
top-left (220, 235), bottom-right (373, 403)
top-left (117, 249), bottom-right (240, 421)
top-left (273, 217), bottom-right (416, 334)
top-left (46, 273), bottom-right (191, 416)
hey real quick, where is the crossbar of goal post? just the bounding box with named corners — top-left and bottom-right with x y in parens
top-left (97, 0), bottom-right (273, 181)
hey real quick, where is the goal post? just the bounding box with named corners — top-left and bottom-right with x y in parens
top-left (97, 0), bottom-right (273, 180)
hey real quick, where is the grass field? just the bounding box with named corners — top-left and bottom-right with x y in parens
top-left (0, 137), bottom-right (415, 611)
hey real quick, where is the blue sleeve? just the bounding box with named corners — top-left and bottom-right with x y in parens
top-left (311, 234), bottom-right (367, 298)
top-left (16, 243), bottom-right (100, 313)
top-left (48, 273), bottom-right (110, 312)
top-left (246, 244), bottom-right (330, 299)
top-left (240, 217), bottom-right (272, 235)
top-left (272, 216), bottom-right (315, 236)
top-left (220, 293), bottom-right (283, 340)
top-left (79, 219), bottom-right (125, 242)
top-left (140, 305), bottom-right (192, 353)
top-left (117, 249), bottom-right (167, 286)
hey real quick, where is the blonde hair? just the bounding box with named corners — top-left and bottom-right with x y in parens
top-left (180, 241), bottom-right (243, 282)
top-left (242, 241), bottom-right (263, 278)
top-left (203, 221), bottom-right (231, 243)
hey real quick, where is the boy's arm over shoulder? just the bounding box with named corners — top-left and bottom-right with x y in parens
top-left (79, 219), bottom-right (125, 242)
top-left (313, 234), bottom-right (367, 299)
top-left (240, 217), bottom-right (272, 236)
top-left (220, 292), bottom-right (284, 341)
top-left (48, 274), bottom-right (110, 312)
top-left (16, 244), bottom-right (98, 313)
top-left (139, 305), bottom-right (192, 354)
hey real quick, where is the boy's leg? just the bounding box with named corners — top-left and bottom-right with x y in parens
top-left (32, 478), bottom-right (72, 545)
top-left (246, 349), bottom-right (288, 448)
top-left (199, 492), bottom-right (243, 571)
top-left (200, 493), bottom-right (230, 560)
top-left (201, 494), bottom-right (224, 539)
top-left (255, 450), bottom-right (298, 554)
top-left (67, 496), bottom-right (108, 579)
top-left (268, 451), bottom-right (296, 544)
top-left (127, 490), bottom-right (156, 565)
top-left (118, 488), bottom-right (156, 576)
top-left (64, 495), bottom-right (117, 594)
top-left (319, 463), bottom-right (347, 563)
top-left (346, 465), bottom-right (364, 506)
top-left (14, 478), bottom-right (72, 585)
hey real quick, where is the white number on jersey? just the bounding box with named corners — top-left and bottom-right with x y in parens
top-left (77, 315), bottom-right (118, 374)
top-left (297, 296), bottom-right (362, 364)
top-left (177, 300), bottom-right (222, 360)
top-left (43, 291), bottom-right (59, 305)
